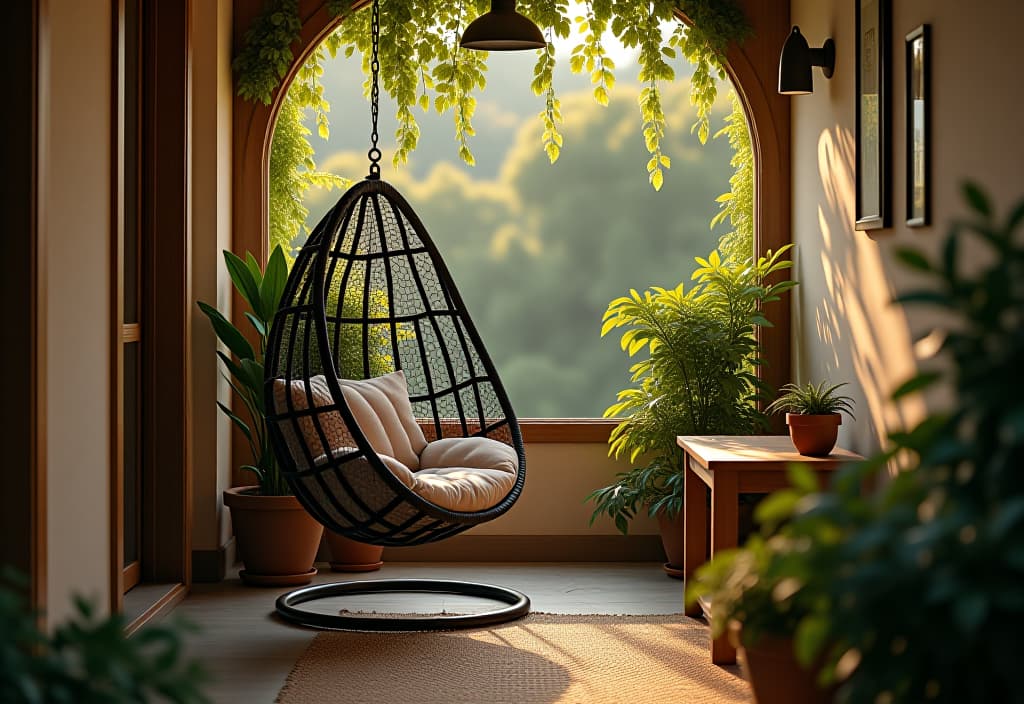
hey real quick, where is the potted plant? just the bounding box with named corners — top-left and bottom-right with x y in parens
top-left (689, 183), bottom-right (1024, 703)
top-left (325, 531), bottom-right (384, 573)
top-left (198, 246), bottom-right (324, 586)
top-left (0, 570), bottom-right (209, 702)
top-left (685, 465), bottom-right (839, 704)
top-left (779, 184), bottom-right (1024, 703)
top-left (587, 245), bottom-right (796, 574)
top-left (765, 381), bottom-right (856, 456)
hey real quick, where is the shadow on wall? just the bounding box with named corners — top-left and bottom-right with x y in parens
top-left (792, 126), bottom-right (928, 467)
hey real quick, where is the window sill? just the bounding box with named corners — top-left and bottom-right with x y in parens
top-left (518, 419), bottom-right (617, 444)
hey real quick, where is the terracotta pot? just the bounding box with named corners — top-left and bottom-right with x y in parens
top-left (224, 487), bottom-right (324, 586)
top-left (786, 413), bottom-right (842, 456)
top-left (730, 623), bottom-right (834, 704)
top-left (325, 530), bottom-right (384, 572)
top-left (656, 510), bottom-right (686, 579)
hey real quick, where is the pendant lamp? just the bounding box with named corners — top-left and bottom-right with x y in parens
top-left (460, 0), bottom-right (546, 51)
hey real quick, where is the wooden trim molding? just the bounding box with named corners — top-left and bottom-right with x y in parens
top-left (724, 0), bottom-right (793, 426)
top-left (139, 0), bottom-right (192, 593)
top-left (0, 0), bottom-right (47, 614)
top-left (124, 583), bottom-right (187, 636)
top-left (519, 419), bottom-right (616, 444)
top-left (111, 0), bottom-right (127, 614)
top-left (191, 537), bottom-right (236, 583)
top-left (383, 534), bottom-right (665, 563)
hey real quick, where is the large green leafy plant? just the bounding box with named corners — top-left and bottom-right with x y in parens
top-left (0, 572), bottom-right (207, 703)
top-left (688, 183), bottom-right (1024, 703)
top-left (235, 0), bottom-right (750, 192)
top-left (587, 244), bottom-right (795, 532)
top-left (198, 246), bottom-right (290, 496)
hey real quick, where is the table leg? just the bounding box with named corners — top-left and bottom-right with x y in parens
top-left (710, 470), bottom-right (739, 664)
top-left (683, 455), bottom-right (707, 618)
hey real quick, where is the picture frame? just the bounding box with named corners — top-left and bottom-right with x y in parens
top-left (905, 25), bottom-right (930, 227)
top-left (855, 0), bottom-right (891, 231)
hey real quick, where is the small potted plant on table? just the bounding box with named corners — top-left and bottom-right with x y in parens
top-left (766, 381), bottom-right (855, 456)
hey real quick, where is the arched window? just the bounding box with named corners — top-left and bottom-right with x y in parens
top-left (268, 7), bottom-right (751, 421)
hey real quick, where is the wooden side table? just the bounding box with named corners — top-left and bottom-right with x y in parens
top-left (676, 435), bottom-right (862, 664)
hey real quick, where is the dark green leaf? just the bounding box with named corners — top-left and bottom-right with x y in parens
top-left (223, 250), bottom-right (262, 313)
top-left (260, 245), bottom-right (288, 323)
top-left (891, 372), bottom-right (941, 400)
top-left (962, 182), bottom-right (991, 216)
top-left (894, 248), bottom-right (932, 273)
top-left (197, 302), bottom-right (255, 361)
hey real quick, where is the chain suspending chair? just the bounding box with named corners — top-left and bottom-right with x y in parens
top-left (264, 0), bottom-right (530, 631)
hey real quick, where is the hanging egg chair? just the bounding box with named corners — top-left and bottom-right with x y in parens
top-left (263, 0), bottom-right (534, 631)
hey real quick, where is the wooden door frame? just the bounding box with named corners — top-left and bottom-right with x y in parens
top-left (110, 0), bottom-right (193, 620)
top-left (0, 0), bottom-right (47, 615)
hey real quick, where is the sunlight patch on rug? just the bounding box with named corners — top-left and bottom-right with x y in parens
top-left (276, 614), bottom-right (749, 704)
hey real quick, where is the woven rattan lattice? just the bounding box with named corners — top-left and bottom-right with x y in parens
top-left (264, 178), bottom-right (526, 547)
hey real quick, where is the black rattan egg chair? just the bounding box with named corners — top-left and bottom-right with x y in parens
top-left (263, 0), bottom-right (529, 632)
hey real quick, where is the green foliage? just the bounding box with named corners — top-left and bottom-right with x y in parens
top-left (710, 92), bottom-right (753, 263)
top-left (301, 81), bottom-right (736, 418)
top-left (674, 0), bottom-right (751, 142)
top-left (684, 465), bottom-right (840, 649)
top-left (688, 182), bottom-right (1024, 703)
top-left (766, 381), bottom-right (856, 419)
top-left (270, 73), bottom-right (350, 259)
top-left (198, 246), bottom-right (291, 496)
top-left (324, 280), bottom-right (400, 380)
top-left (0, 572), bottom-right (208, 703)
top-left (233, 0), bottom-right (302, 105)
top-left (237, 0), bottom-right (750, 189)
top-left (588, 244), bottom-right (795, 532)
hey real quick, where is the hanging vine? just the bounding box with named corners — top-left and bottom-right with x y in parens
top-left (234, 0), bottom-right (751, 190)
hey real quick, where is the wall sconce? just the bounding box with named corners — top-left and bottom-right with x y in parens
top-left (778, 26), bottom-right (835, 95)
top-left (460, 0), bottom-right (546, 51)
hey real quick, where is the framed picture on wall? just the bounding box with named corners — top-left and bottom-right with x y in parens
top-left (855, 0), bottom-right (891, 231)
top-left (906, 25), bottom-right (930, 227)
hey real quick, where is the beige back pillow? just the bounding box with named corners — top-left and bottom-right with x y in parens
top-left (273, 371), bottom-right (427, 470)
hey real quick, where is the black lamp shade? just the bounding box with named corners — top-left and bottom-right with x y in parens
top-left (460, 0), bottom-right (546, 51)
top-left (778, 26), bottom-right (835, 95)
top-left (779, 27), bottom-right (813, 94)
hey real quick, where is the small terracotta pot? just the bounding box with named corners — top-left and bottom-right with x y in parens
top-left (325, 530), bottom-right (384, 572)
top-left (224, 487), bottom-right (324, 586)
top-left (730, 623), bottom-right (834, 704)
top-left (786, 413), bottom-right (842, 456)
top-left (656, 510), bottom-right (685, 579)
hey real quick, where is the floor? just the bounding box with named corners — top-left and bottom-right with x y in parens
top-left (176, 562), bottom-right (688, 703)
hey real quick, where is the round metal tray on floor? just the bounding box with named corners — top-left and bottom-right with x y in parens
top-left (275, 578), bottom-right (531, 631)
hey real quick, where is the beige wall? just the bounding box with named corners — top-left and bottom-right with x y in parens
top-left (191, 0), bottom-right (235, 552)
top-left (790, 0), bottom-right (1024, 458)
top-left (470, 443), bottom-right (658, 537)
top-left (45, 0), bottom-right (113, 622)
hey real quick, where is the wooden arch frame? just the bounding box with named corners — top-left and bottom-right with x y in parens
top-left (230, 0), bottom-right (792, 476)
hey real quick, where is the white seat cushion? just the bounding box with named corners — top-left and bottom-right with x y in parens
top-left (312, 445), bottom-right (517, 514)
top-left (415, 436), bottom-right (519, 512)
top-left (412, 466), bottom-right (517, 513)
top-left (274, 374), bottom-right (518, 513)
top-left (419, 436), bottom-right (518, 475)
top-left (273, 371), bottom-right (427, 470)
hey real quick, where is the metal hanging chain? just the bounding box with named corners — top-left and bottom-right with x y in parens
top-left (367, 0), bottom-right (382, 179)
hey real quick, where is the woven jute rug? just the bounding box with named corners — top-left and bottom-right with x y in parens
top-left (276, 614), bottom-right (750, 703)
